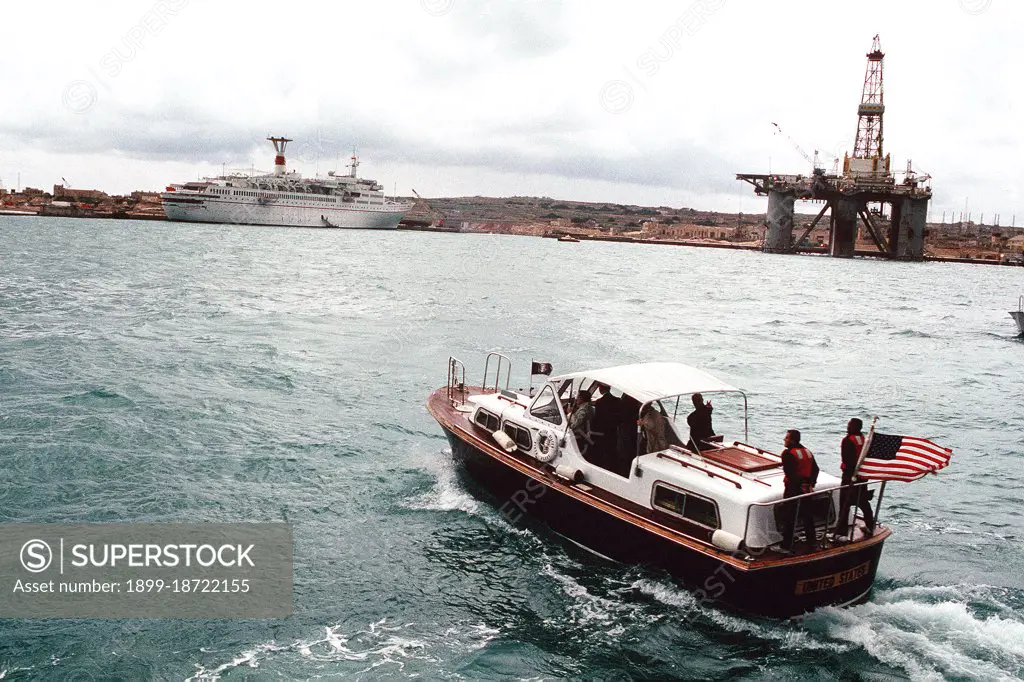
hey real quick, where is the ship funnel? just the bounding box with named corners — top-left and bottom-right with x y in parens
top-left (268, 136), bottom-right (292, 177)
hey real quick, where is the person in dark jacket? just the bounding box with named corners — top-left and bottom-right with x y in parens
top-left (617, 393), bottom-right (641, 461)
top-left (591, 382), bottom-right (621, 466)
top-left (834, 418), bottom-right (876, 537)
top-left (777, 429), bottom-right (820, 553)
top-left (686, 393), bottom-right (715, 451)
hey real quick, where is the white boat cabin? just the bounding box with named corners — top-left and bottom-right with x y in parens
top-left (464, 360), bottom-right (842, 553)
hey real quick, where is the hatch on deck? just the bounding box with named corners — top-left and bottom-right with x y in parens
top-left (699, 446), bottom-right (779, 473)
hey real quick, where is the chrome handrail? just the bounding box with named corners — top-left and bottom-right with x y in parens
top-left (657, 450), bottom-right (744, 489)
top-left (482, 352), bottom-right (511, 394)
top-left (742, 479), bottom-right (884, 550)
top-left (447, 356), bottom-right (466, 405)
top-left (732, 441), bottom-right (783, 461)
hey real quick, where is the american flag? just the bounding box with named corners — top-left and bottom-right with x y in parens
top-left (856, 433), bottom-right (952, 482)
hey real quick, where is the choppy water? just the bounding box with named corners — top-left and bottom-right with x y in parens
top-left (0, 216), bottom-right (1022, 681)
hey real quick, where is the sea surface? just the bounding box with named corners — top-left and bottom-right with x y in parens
top-left (0, 216), bottom-right (1022, 681)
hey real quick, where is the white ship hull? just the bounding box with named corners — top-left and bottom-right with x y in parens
top-left (162, 195), bottom-right (409, 229)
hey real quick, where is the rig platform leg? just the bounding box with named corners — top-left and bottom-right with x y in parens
top-left (764, 190), bottom-right (795, 253)
top-left (829, 199), bottom-right (859, 258)
top-left (895, 197), bottom-right (928, 260)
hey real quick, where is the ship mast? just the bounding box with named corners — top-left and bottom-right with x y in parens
top-left (347, 150), bottom-right (359, 178)
top-left (268, 136), bottom-right (293, 177)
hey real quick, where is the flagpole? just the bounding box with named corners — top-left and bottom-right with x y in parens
top-left (852, 416), bottom-right (878, 479)
top-left (529, 359), bottom-right (534, 398)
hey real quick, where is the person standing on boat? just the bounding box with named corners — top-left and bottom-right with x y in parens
top-left (591, 382), bottom-right (622, 465)
top-left (687, 393), bottom-right (715, 451)
top-left (834, 418), bottom-right (876, 538)
top-left (638, 403), bottom-right (669, 454)
top-left (778, 429), bottom-right (820, 553)
top-left (569, 390), bottom-right (596, 456)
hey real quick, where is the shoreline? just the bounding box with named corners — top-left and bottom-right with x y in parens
top-left (2, 210), bottom-right (1021, 267)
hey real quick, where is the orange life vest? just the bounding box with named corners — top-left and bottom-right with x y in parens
top-left (785, 446), bottom-right (816, 487)
top-left (841, 434), bottom-right (865, 470)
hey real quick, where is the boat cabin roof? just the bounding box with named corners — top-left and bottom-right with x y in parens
top-left (552, 362), bottom-right (741, 404)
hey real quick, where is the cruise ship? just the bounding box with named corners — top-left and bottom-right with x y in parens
top-left (161, 137), bottom-right (413, 229)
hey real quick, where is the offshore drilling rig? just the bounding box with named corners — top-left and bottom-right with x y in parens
top-left (737, 35), bottom-right (933, 259)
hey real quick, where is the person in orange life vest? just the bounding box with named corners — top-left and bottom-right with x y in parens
top-left (778, 429), bottom-right (820, 553)
top-left (834, 418), bottom-right (876, 537)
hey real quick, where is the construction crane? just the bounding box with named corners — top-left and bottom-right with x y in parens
top-left (771, 122), bottom-right (825, 175)
top-left (411, 189), bottom-right (447, 227)
top-left (901, 159), bottom-right (932, 188)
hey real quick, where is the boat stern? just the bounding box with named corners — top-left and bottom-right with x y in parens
top-left (710, 527), bottom-right (889, 618)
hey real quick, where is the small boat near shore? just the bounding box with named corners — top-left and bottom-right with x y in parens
top-left (1011, 296), bottom-right (1024, 336)
top-left (557, 234), bottom-right (581, 243)
top-left (427, 356), bottom-right (891, 618)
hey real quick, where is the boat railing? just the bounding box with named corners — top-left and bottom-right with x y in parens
top-left (741, 479), bottom-right (887, 551)
top-left (447, 356), bottom-right (467, 405)
top-left (482, 352), bottom-right (511, 394)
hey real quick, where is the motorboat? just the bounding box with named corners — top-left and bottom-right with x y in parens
top-left (427, 355), bottom-right (890, 618)
top-left (1012, 296), bottom-right (1024, 336)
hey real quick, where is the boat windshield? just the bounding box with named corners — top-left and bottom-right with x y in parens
top-left (530, 385), bottom-right (563, 426)
top-left (640, 390), bottom-right (750, 449)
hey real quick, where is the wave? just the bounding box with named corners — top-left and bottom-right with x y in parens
top-left (892, 329), bottom-right (935, 338)
top-left (403, 450), bottom-right (484, 517)
top-left (0, 663), bottom-right (36, 679)
top-left (803, 584), bottom-right (1024, 681)
top-left (542, 564), bottom-right (649, 637)
top-left (629, 576), bottom-right (1023, 680)
top-left (401, 449), bottom-right (552, 553)
top-left (185, 619), bottom-right (499, 680)
top-left (632, 578), bottom-right (848, 652)
top-left (61, 388), bottom-right (134, 406)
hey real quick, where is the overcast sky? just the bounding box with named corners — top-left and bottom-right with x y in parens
top-left (1, 0), bottom-right (1020, 221)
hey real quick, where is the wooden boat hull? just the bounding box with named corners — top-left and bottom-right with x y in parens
top-left (435, 416), bottom-right (888, 619)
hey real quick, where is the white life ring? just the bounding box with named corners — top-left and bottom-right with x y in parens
top-left (535, 429), bottom-right (558, 463)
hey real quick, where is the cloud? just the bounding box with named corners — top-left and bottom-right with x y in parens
top-left (0, 0), bottom-right (1021, 216)
top-left (0, 98), bottom-right (735, 196)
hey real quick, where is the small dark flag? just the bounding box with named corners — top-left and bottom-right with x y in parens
top-left (531, 361), bottom-right (552, 376)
